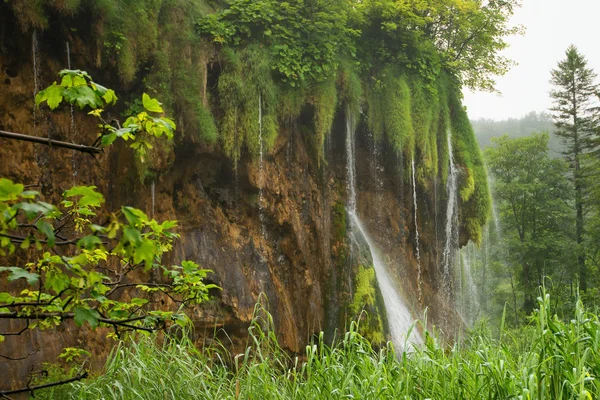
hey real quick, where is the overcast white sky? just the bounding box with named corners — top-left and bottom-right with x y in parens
top-left (462, 0), bottom-right (600, 121)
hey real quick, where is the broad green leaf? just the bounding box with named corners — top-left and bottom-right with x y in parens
top-left (101, 132), bottom-right (118, 146)
top-left (135, 238), bottom-right (155, 268)
top-left (0, 267), bottom-right (40, 285)
top-left (122, 207), bottom-right (148, 226)
top-left (64, 186), bottom-right (105, 207)
top-left (122, 226), bottom-right (142, 246)
top-left (0, 178), bottom-right (23, 201)
top-left (77, 235), bottom-right (102, 250)
top-left (36, 83), bottom-right (64, 110)
top-left (45, 269), bottom-right (70, 294)
top-left (102, 89), bottom-right (118, 105)
top-left (142, 93), bottom-right (163, 113)
top-left (36, 220), bottom-right (56, 246)
top-left (73, 307), bottom-right (100, 328)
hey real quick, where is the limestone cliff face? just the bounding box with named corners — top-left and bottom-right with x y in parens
top-left (0, 7), bottom-right (468, 388)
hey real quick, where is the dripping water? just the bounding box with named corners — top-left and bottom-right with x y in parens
top-left (32, 30), bottom-right (39, 138)
top-left (66, 40), bottom-right (78, 178)
top-left (345, 108), bottom-right (420, 351)
top-left (442, 131), bottom-right (459, 299)
top-left (458, 246), bottom-right (481, 327)
top-left (345, 107), bottom-right (357, 213)
top-left (411, 158), bottom-right (422, 303)
top-left (350, 213), bottom-right (423, 350)
top-left (151, 180), bottom-right (156, 219)
top-left (258, 94), bottom-right (266, 239)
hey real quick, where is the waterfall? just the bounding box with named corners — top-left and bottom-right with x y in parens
top-left (258, 94), bottom-right (266, 239)
top-left (66, 40), bottom-right (79, 178)
top-left (411, 158), bottom-right (422, 303)
top-left (345, 108), bottom-right (420, 351)
top-left (458, 247), bottom-right (480, 327)
top-left (345, 108), bottom-right (357, 213)
top-left (442, 131), bottom-right (458, 297)
top-left (349, 214), bottom-right (423, 350)
top-left (32, 30), bottom-right (39, 133)
top-left (151, 180), bottom-right (156, 219)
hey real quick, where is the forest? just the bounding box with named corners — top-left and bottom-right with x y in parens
top-left (0, 0), bottom-right (600, 398)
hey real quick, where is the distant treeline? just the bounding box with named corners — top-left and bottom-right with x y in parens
top-left (471, 111), bottom-right (564, 155)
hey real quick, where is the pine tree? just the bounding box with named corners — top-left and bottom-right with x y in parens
top-left (550, 45), bottom-right (600, 291)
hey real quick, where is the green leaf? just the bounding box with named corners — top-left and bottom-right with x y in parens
top-left (142, 93), bottom-right (163, 113)
top-left (36, 83), bottom-right (64, 110)
top-left (0, 267), bottom-right (40, 285)
top-left (45, 269), bottom-right (70, 294)
top-left (123, 226), bottom-right (142, 246)
top-left (74, 307), bottom-right (100, 328)
top-left (101, 132), bottom-right (118, 146)
top-left (36, 220), bottom-right (56, 246)
top-left (64, 186), bottom-right (105, 207)
top-left (0, 178), bottom-right (24, 201)
top-left (77, 235), bottom-right (102, 250)
top-left (71, 86), bottom-right (103, 109)
top-left (102, 89), bottom-right (118, 106)
top-left (122, 207), bottom-right (148, 226)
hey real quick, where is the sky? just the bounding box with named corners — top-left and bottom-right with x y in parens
top-left (462, 0), bottom-right (600, 121)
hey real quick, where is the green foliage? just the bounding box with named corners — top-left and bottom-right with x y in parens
top-left (550, 45), bottom-right (600, 293)
top-left (366, 68), bottom-right (414, 156)
top-left (35, 70), bottom-right (117, 111)
top-left (0, 178), bottom-right (217, 344)
top-left (332, 201), bottom-right (347, 243)
top-left (447, 85), bottom-right (490, 244)
top-left (145, 0), bottom-right (219, 144)
top-left (197, 0), bottom-right (356, 85)
top-left (350, 265), bottom-right (385, 344)
top-left (217, 45), bottom-right (278, 166)
top-left (36, 70), bottom-right (176, 171)
top-left (312, 77), bottom-right (338, 161)
top-left (34, 293), bottom-right (600, 399)
top-left (486, 133), bottom-right (574, 314)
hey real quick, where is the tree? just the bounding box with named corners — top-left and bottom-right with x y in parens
top-left (0, 70), bottom-right (217, 394)
top-left (486, 133), bottom-right (573, 315)
top-left (549, 45), bottom-right (600, 292)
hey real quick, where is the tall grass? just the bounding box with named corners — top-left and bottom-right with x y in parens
top-left (38, 292), bottom-right (600, 399)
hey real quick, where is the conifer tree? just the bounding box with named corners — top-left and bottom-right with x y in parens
top-left (549, 45), bottom-right (600, 291)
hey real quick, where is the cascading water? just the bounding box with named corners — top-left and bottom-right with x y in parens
top-left (345, 108), bottom-right (357, 214)
top-left (32, 30), bottom-right (39, 136)
top-left (151, 180), bottom-right (156, 219)
top-left (458, 246), bottom-right (480, 327)
top-left (442, 131), bottom-right (459, 298)
top-left (411, 158), bottom-right (422, 303)
top-left (66, 40), bottom-right (79, 178)
top-left (258, 94), bottom-right (266, 239)
top-left (349, 213), bottom-right (423, 349)
top-left (345, 108), bottom-right (421, 350)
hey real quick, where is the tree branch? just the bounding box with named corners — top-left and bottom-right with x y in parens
top-left (0, 349), bottom-right (39, 361)
top-left (0, 371), bottom-right (88, 396)
top-left (0, 130), bottom-right (101, 155)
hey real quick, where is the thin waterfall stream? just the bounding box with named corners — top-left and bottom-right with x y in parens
top-left (345, 109), bottom-right (421, 350)
top-left (349, 213), bottom-right (423, 350)
top-left (411, 158), bottom-right (422, 303)
top-left (258, 93), bottom-right (266, 239)
top-left (442, 131), bottom-right (458, 298)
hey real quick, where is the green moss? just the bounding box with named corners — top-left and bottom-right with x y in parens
top-left (447, 84), bottom-right (491, 244)
top-left (410, 76), bottom-right (439, 182)
top-left (339, 62), bottom-right (362, 120)
top-left (436, 74), bottom-right (452, 185)
top-left (312, 77), bottom-right (338, 162)
top-left (350, 265), bottom-right (385, 345)
top-left (366, 68), bottom-right (414, 157)
top-left (218, 45), bottom-right (279, 166)
top-left (332, 201), bottom-right (347, 244)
